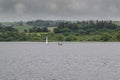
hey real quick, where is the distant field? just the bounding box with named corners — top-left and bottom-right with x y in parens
top-left (113, 21), bottom-right (120, 26)
top-left (48, 27), bottom-right (56, 32)
top-left (14, 25), bottom-right (57, 32)
top-left (13, 25), bottom-right (33, 32)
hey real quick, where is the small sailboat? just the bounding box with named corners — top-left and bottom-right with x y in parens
top-left (46, 36), bottom-right (48, 45)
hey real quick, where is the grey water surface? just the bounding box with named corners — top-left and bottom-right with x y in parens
top-left (0, 42), bottom-right (120, 80)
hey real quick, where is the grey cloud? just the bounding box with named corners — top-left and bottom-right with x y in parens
top-left (0, 0), bottom-right (120, 21)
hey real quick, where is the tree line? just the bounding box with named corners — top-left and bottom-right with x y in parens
top-left (26, 20), bottom-right (59, 27)
top-left (0, 20), bottom-right (120, 41)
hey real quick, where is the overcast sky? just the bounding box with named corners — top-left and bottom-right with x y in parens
top-left (0, 0), bottom-right (120, 22)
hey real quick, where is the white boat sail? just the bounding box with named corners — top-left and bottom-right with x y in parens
top-left (46, 36), bottom-right (48, 45)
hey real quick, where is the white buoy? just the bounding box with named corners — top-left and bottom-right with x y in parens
top-left (58, 42), bottom-right (63, 46)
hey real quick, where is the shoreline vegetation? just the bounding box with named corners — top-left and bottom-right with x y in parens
top-left (0, 20), bottom-right (120, 42)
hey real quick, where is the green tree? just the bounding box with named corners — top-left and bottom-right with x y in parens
top-left (65, 35), bottom-right (77, 41)
top-left (100, 33), bottom-right (111, 41)
top-left (116, 32), bottom-right (120, 41)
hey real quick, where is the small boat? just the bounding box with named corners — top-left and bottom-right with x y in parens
top-left (58, 42), bottom-right (63, 46)
top-left (46, 36), bottom-right (48, 45)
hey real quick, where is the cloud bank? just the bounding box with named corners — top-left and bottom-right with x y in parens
top-left (0, 0), bottom-right (120, 21)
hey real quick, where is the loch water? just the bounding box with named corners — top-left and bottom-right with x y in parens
top-left (0, 42), bottom-right (120, 80)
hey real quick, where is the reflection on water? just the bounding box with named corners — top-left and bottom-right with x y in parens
top-left (0, 42), bottom-right (120, 80)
